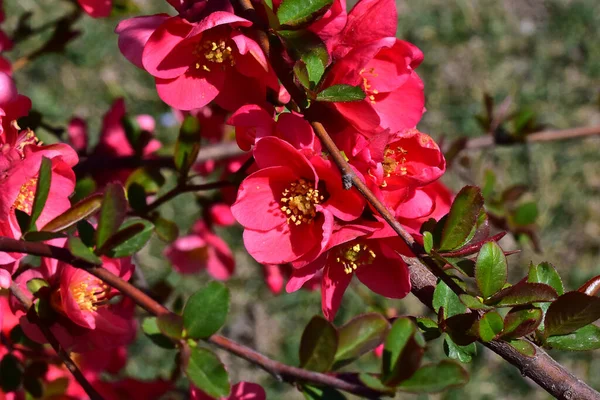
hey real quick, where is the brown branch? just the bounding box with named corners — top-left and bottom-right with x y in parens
top-left (9, 283), bottom-right (104, 400)
top-left (234, 2), bottom-right (600, 398)
top-left (1, 238), bottom-right (383, 398)
top-left (464, 125), bottom-right (600, 150)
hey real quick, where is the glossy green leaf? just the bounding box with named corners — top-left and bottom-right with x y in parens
top-left (357, 374), bottom-right (395, 395)
top-left (28, 157), bottom-right (52, 231)
top-left (174, 115), bottom-right (202, 178)
top-left (277, 0), bottom-right (333, 27)
top-left (501, 307), bottom-right (542, 340)
top-left (382, 317), bottom-right (425, 386)
top-left (433, 280), bottom-right (466, 319)
top-left (423, 231), bottom-right (433, 253)
top-left (443, 313), bottom-right (479, 346)
top-left (142, 317), bottom-right (175, 349)
top-left (475, 241), bottom-right (507, 298)
top-left (333, 313), bottom-right (390, 369)
top-left (528, 262), bottom-right (564, 295)
top-left (153, 215), bottom-right (179, 242)
top-left (397, 360), bottom-right (468, 393)
top-left (545, 325), bottom-right (600, 351)
top-left (316, 84), bottom-right (366, 102)
top-left (299, 316), bottom-right (338, 372)
top-left (41, 194), bottom-right (103, 233)
top-left (157, 313), bottom-right (184, 340)
top-left (100, 219), bottom-right (154, 257)
top-left (477, 311), bottom-right (504, 342)
top-left (127, 183), bottom-right (148, 213)
top-left (459, 294), bottom-right (493, 310)
top-left (508, 339), bottom-right (536, 357)
top-left (439, 186), bottom-right (485, 251)
top-left (185, 347), bottom-right (230, 398)
top-left (96, 183), bottom-right (127, 249)
top-left (183, 282), bottom-right (230, 339)
top-left (443, 336), bottom-right (476, 363)
top-left (26, 279), bottom-right (49, 296)
top-left (485, 282), bottom-right (557, 307)
top-left (544, 291), bottom-right (600, 337)
top-left (67, 236), bottom-right (102, 265)
top-left (416, 317), bottom-right (441, 341)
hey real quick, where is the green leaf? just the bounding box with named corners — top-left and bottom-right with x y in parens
top-left (443, 313), bottom-right (479, 346)
top-left (508, 339), bottom-right (536, 357)
top-left (477, 311), bottom-right (504, 342)
top-left (545, 325), bottom-right (600, 351)
top-left (125, 167), bottom-right (165, 195)
top-left (15, 209), bottom-right (30, 233)
top-left (127, 183), bottom-right (148, 213)
top-left (302, 385), bottom-right (347, 400)
top-left (0, 354), bottom-right (23, 392)
top-left (185, 347), bottom-right (230, 398)
top-left (40, 194), bottom-right (103, 233)
top-left (501, 307), bottom-right (542, 340)
top-left (458, 294), bottom-right (492, 310)
top-left (183, 282), bottom-right (230, 339)
top-left (121, 115), bottom-right (142, 153)
top-left (358, 374), bottom-right (395, 395)
top-left (153, 215), bottom-right (179, 242)
top-left (439, 186), bottom-right (485, 251)
top-left (142, 317), bottom-right (175, 349)
top-left (299, 316), bottom-right (338, 372)
top-left (175, 115), bottom-right (202, 179)
top-left (96, 183), bottom-right (127, 249)
top-left (382, 317), bottom-right (425, 386)
top-left (333, 313), bottom-right (390, 369)
top-left (22, 231), bottom-right (66, 242)
top-left (513, 201), bottom-right (538, 226)
top-left (316, 84), bottom-right (366, 102)
top-left (302, 44), bottom-right (328, 87)
top-left (157, 313), bottom-right (184, 340)
top-left (475, 241), bottom-right (507, 298)
top-left (100, 219), bottom-right (154, 257)
top-left (485, 282), bottom-right (557, 307)
top-left (67, 236), bottom-right (102, 265)
top-left (397, 360), bottom-right (468, 393)
top-left (77, 220), bottom-right (96, 247)
top-left (416, 317), bottom-right (441, 341)
top-left (544, 291), bottom-right (600, 337)
top-left (528, 262), bottom-right (564, 295)
top-left (423, 231), bottom-right (433, 254)
top-left (277, 0), bottom-right (333, 27)
top-left (443, 336), bottom-right (476, 363)
top-left (71, 176), bottom-right (96, 204)
top-left (433, 280), bottom-right (466, 319)
top-left (28, 157), bottom-right (52, 231)
top-left (26, 278), bottom-right (49, 296)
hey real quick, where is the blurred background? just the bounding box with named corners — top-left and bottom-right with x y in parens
top-left (3, 0), bottom-right (600, 398)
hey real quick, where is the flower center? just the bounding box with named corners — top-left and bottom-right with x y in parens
top-left (71, 278), bottom-right (110, 312)
top-left (359, 68), bottom-right (379, 104)
top-left (12, 177), bottom-right (38, 214)
top-left (381, 146), bottom-right (408, 187)
top-left (335, 242), bottom-right (376, 274)
top-left (280, 178), bottom-right (323, 225)
top-left (193, 39), bottom-right (235, 72)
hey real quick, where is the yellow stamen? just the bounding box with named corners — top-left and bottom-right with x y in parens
top-left (280, 178), bottom-right (323, 225)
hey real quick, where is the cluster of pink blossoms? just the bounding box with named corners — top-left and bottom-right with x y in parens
top-left (116, 0), bottom-right (451, 320)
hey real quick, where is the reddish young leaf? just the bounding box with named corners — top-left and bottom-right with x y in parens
top-left (485, 282), bottom-right (557, 307)
top-left (439, 186), bottom-right (485, 251)
top-left (501, 307), bottom-right (543, 340)
top-left (544, 292), bottom-right (600, 337)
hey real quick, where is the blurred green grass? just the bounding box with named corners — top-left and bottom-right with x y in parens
top-left (4, 0), bottom-right (600, 398)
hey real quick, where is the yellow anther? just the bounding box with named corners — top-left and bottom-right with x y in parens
top-left (279, 178), bottom-right (323, 225)
top-left (336, 242), bottom-right (377, 274)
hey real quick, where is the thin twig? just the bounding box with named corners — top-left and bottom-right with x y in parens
top-left (9, 283), bottom-right (104, 400)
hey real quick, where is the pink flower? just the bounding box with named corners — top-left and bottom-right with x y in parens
top-left (164, 220), bottom-right (235, 280)
top-left (77, 0), bottom-right (112, 18)
top-left (231, 136), bottom-right (365, 265)
top-left (192, 382), bottom-right (266, 400)
top-left (323, 38), bottom-right (425, 135)
top-left (117, 12), bottom-right (278, 111)
top-left (15, 256), bottom-right (136, 353)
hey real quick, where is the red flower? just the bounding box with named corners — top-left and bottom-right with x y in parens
top-left (118, 12), bottom-right (278, 111)
top-left (164, 220), bottom-right (235, 280)
top-left (323, 38), bottom-right (425, 134)
top-left (192, 381), bottom-right (266, 400)
top-left (231, 137), bottom-right (365, 265)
